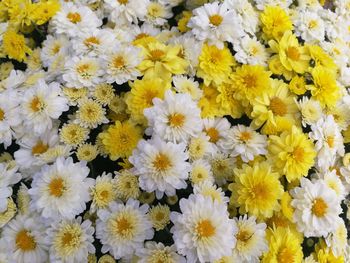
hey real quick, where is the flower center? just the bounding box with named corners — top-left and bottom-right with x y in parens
top-left (236, 229), bottom-right (252, 243)
top-left (277, 246), bottom-right (295, 263)
top-left (308, 20), bottom-right (318, 29)
top-left (144, 90), bottom-right (158, 106)
top-left (30, 96), bottom-right (44, 112)
top-left (270, 97), bottom-right (287, 116)
top-left (48, 177), bottom-right (65, 197)
top-left (32, 140), bottom-right (49, 155)
top-left (312, 198), bottom-right (328, 217)
top-left (243, 74), bottom-right (257, 88)
top-left (168, 113), bottom-right (185, 127)
top-left (153, 153), bottom-right (171, 172)
top-left (150, 49), bottom-right (165, 61)
top-left (286, 47), bottom-right (300, 61)
top-left (0, 108), bottom-right (5, 121)
top-left (51, 44), bottom-right (61, 54)
top-left (84, 36), bottom-right (100, 47)
top-left (76, 63), bottom-right (91, 76)
top-left (66, 12), bottom-right (81, 24)
top-left (116, 217), bottom-right (133, 235)
top-left (16, 230), bottom-right (36, 251)
top-left (155, 212), bottom-right (164, 221)
top-left (326, 136), bottom-right (335, 148)
top-left (112, 55), bottom-right (125, 69)
top-left (118, 0), bottom-right (128, 4)
top-left (239, 131), bottom-right (252, 142)
top-left (206, 127), bottom-right (219, 143)
top-left (196, 219), bottom-right (215, 239)
top-left (209, 49), bottom-right (222, 64)
top-left (251, 183), bottom-right (268, 199)
top-left (292, 146), bottom-right (304, 162)
top-left (209, 14), bottom-right (223, 26)
top-left (135, 33), bottom-right (149, 40)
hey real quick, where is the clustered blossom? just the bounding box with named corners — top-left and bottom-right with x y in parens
top-left (0, 0), bottom-right (350, 262)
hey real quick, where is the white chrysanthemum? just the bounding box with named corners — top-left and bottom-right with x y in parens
top-left (202, 117), bottom-right (231, 149)
top-left (291, 178), bottom-right (342, 237)
top-left (28, 157), bottom-right (94, 220)
top-left (96, 199), bottom-right (154, 260)
top-left (172, 75), bottom-right (202, 101)
top-left (297, 96), bottom-right (323, 127)
top-left (102, 45), bottom-right (142, 85)
top-left (104, 0), bottom-right (149, 25)
top-left (209, 153), bottom-right (235, 186)
top-left (46, 217), bottom-right (95, 263)
top-left (51, 2), bottom-right (102, 36)
top-left (309, 115), bottom-right (344, 171)
top-left (0, 89), bottom-right (21, 148)
top-left (189, 159), bottom-right (214, 185)
top-left (193, 181), bottom-right (229, 204)
top-left (144, 90), bottom-right (202, 143)
top-left (325, 218), bottom-right (348, 257)
top-left (253, 0), bottom-right (293, 10)
top-left (137, 242), bottom-right (186, 263)
top-left (294, 10), bottom-right (325, 43)
top-left (232, 215), bottom-right (268, 263)
top-left (0, 163), bottom-right (21, 212)
top-left (63, 56), bottom-right (104, 88)
top-left (21, 79), bottom-right (69, 135)
top-left (129, 136), bottom-right (190, 199)
top-left (188, 2), bottom-right (244, 48)
top-left (171, 194), bottom-right (237, 262)
top-left (40, 35), bottom-right (70, 68)
top-left (234, 36), bottom-right (268, 66)
top-left (219, 125), bottom-right (267, 162)
top-left (321, 38), bottom-right (348, 69)
top-left (90, 173), bottom-right (117, 212)
top-left (316, 170), bottom-right (346, 201)
top-left (144, 2), bottom-right (173, 26)
top-left (1, 213), bottom-right (48, 263)
top-left (188, 133), bottom-right (216, 161)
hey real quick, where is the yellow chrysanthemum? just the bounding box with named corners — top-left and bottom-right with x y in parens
top-left (2, 30), bottom-right (31, 62)
top-left (198, 84), bottom-right (225, 118)
top-left (178, 10), bottom-right (192, 33)
top-left (125, 78), bottom-right (170, 125)
top-left (229, 161), bottom-right (283, 220)
top-left (0, 61), bottom-right (13, 81)
top-left (60, 123), bottom-right (89, 148)
top-left (197, 44), bottom-right (235, 86)
top-left (148, 204), bottom-right (170, 231)
top-left (307, 44), bottom-right (337, 74)
top-left (98, 254), bottom-right (116, 263)
top-left (260, 6), bottom-right (293, 40)
top-left (138, 41), bottom-right (188, 81)
top-left (29, 0), bottom-right (60, 25)
top-left (269, 31), bottom-right (310, 79)
top-left (262, 227), bottom-right (303, 263)
top-left (216, 82), bottom-right (245, 118)
top-left (62, 87), bottom-right (88, 105)
top-left (99, 121), bottom-right (142, 161)
top-left (289, 75), bottom-right (307, 95)
top-left (314, 240), bottom-right (344, 263)
top-left (6, 0), bottom-right (33, 30)
top-left (92, 177), bottom-right (116, 210)
top-left (230, 64), bottom-right (271, 105)
top-left (268, 126), bottom-right (316, 182)
top-left (76, 143), bottom-right (99, 162)
top-left (310, 66), bottom-right (340, 108)
top-left (114, 170), bottom-right (140, 200)
top-left (93, 84), bottom-right (115, 106)
top-left (280, 191), bottom-right (294, 221)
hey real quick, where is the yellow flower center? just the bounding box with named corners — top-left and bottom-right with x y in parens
top-left (236, 229), bottom-right (252, 243)
top-left (206, 127), bottom-right (220, 143)
top-left (153, 153), bottom-right (171, 171)
top-left (168, 113), bottom-right (185, 127)
top-left (239, 131), bottom-right (252, 141)
top-left (30, 96), bottom-right (44, 112)
top-left (48, 177), bottom-right (65, 197)
top-left (84, 36), bottom-right (100, 47)
top-left (243, 74), bottom-right (257, 88)
top-left (16, 230), bottom-right (36, 251)
top-left (270, 97), bottom-right (287, 116)
top-left (99, 190), bottom-right (110, 201)
top-left (251, 183), bottom-right (268, 199)
top-left (209, 49), bottom-right (222, 64)
top-left (135, 33), bottom-right (149, 40)
top-left (112, 55), bottom-right (125, 69)
top-left (67, 12), bottom-right (81, 23)
top-left (149, 49), bottom-right (165, 61)
top-left (312, 198), bottom-right (328, 217)
top-left (308, 20), bottom-right (318, 29)
top-left (76, 63), bottom-right (91, 75)
top-left (51, 44), bottom-right (61, 54)
top-left (116, 217), bottom-right (133, 235)
top-left (196, 219), bottom-right (216, 239)
top-left (292, 146), bottom-right (304, 162)
top-left (31, 140), bottom-right (49, 155)
top-left (277, 246), bottom-right (295, 263)
top-left (326, 136), bottom-right (335, 148)
top-left (118, 0), bottom-right (128, 4)
top-left (209, 14), bottom-right (223, 26)
top-left (250, 46), bottom-right (259, 55)
top-left (155, 212), bottom-right (164, 221)
top-left (286, 46), bottom-right (300, 61)
top-left (0, 108), bottom-right (5, 121)
top-left (144, 90), bottom-right (158, 106)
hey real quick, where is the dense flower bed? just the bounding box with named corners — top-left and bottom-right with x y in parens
top-left (0, 0), bottom-right (350, 262)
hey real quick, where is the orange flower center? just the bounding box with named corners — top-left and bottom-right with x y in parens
top-left (48, 177), bottom-right (65, 197)
top-left (149, 49), bottom-right (165, 61)
top-left (270, 97), bottom-right (287, 116)
top-left (67, 12), bottom-right (81, 24)
top-left (84, 36), bottom-right (100, 47)
top-left (196, 219), bottom-right (215, 238)
top-left (168, 113), bottom-right (185, 127)
top-left (239, 131), bottom-right (252, 142)
top-left (0, 108), bottom-right (4, 121)
top-left (30, 96), bottom-right (44, 112)
top-left (15, 230), bottom-right (36, 251)
top-left (206, 127), bottom-right (220, 143)
top-left (112, 55), bottom-right (125, 69)
top-left (153, 153), bottom-right (171, 171)
top-left (31, 140), bottom-right (49, 155)
top-left (286, 47), bottom-right (300, 61)
top-left (312, 198), bottom-right (328, 217)
top-left (209, 14), bottom-right (223, 26)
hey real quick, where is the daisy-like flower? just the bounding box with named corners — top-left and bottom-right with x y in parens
top-left (294, 10), bottom-right (325, 43)
top-left (309, 115), bottom-right (345, 171)
top-left (75, 98), bottom-right (108, 129)
top-left (0, 163), bottom-right (21, 213)
top-left (188, 2), bottom-right (244, 48)
top-left (148, 204), bottom-right (170, 231)
top-left (145, 1), bottom-right (173, 26)
top-left (21, 79), bottom-right (69, 135)
top-left (137, 242), bottom-right (186, 263)
top-left (105, 0), bottom-right (149, 25)
top-left (63, 56), bottom-right (104, 88)
top-left (96, 199), bottom-right (154, 260)
top-left (325, 218), bottom-right (348, 257)
top-left (46, 217), bottom-right (95, 263)
top-left (209, 153), bottom-right (235, 186)
top-left (268, 126), bottom-right (316, 182)
top-left (188, 133), bottom-right (216, 161)
top-left (202, 117), bottom-right (230, 146)
top-left (40, 35), bottom-right (69, 68)
top-left (144, 90), bottom-right (202, 143)
top-left (232, 215), bottom-right (268, 263)
top-left (193, 181), bottom-right (229, 204)
top-left (102, 45), bottom-right (142, 85)
top-left (90, 173), bottom-right (117, 212)
top-left (129, 136), bottom-right (190, 199)
top-left (229, 161), bottom-right (283, 220)
top-left (189, 159), bottom-right (214, 185)
top-left (51, 2), bottom-right (102, 36)
top-left (297, 96), bottom-right (323, 127)
top-left (28, 157), bottom-right (94, 220)
top-left (291, 178), bottom-right (342, 237)
top-left (59, 122), bottom-right (89, 148)
top-left (171, 194), bottom-right (237, 262)
top-left (114, 170), bottom-right (140, 201)
top-left (234, 36), bottom-right (269, 66)
top-left (1, 213), bottom-right (48, 263)
top-left (172, 75), bottom-right (202, 101)
top-left (219, 125), bottom-right (267, 162)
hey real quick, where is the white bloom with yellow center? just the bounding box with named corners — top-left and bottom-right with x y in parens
top-left (171, 194), bottom-right (237, 262)
top-left (1, 213), bottom-right (48, 263)
top-left (189, 159), bottom-right (214, 185)
top-left (297, 96), bottom-right (323, 127)
top-left (21, 79), bottom-right (69, 135)
top-left (315, 169), bottom-right (346, 201)
top-left (172, 75), bottom-right (202, 101)
top-left (63, 56), bottom-right (104, 88)
top-left (234, 36), bottom-right (268, 66)
top-left (105, 0), bottom-right (149, 25)
top-left (144, 90), bottom-right (202, 143)
top-left (129, 136), bottom-right (190, 199)
top-left (294, 10), bottom-right (325, 43)
top-left (28, 157), bottom-right (94, 220)
top-left (41, 35), bottom-right (69, 68)
top-left (47, 217), bottom-right (95, 263)
top-left (145, 1), bottom-right (173, 26)
top-left (219, 125), bottom-right (267, 162)
top-left (188, 133), bottom-right (217, 161)
top-left (96, 199), bottom-right (154, 260)
top-left (309, 115), bottom-right (345, 171)
top-left (232, 215), bottom-right (268, 263)
top-left (90, 173), bottom-right (116, 212)
top-left (193, 181), bottom-right (229, 204)
top-left (188, 2), bottom-right (244, 48)
top-left (291, 178), bottom-right (342, 237)
top-left (325, 218), bottom-right (348, 257)
top-left (202, 117), bottom-right (231, 150)
top-left (0, 163), bottom-right (21, 213)
top-left (102, 45), bottom-right (142, 85)
top-left (137, 242), bottom-right (186, 263)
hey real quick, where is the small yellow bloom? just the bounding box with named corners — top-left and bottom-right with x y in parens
top-left (289, 75), bottom-right (307, 95)
top-left (2, 30), bottom-right (31, 62)
top-left (29, 0), bottom-right (60, 25)
top-left (178, 11), bottom-right (192, 33)
top-left (260, 6), bottom-right (293, 40)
